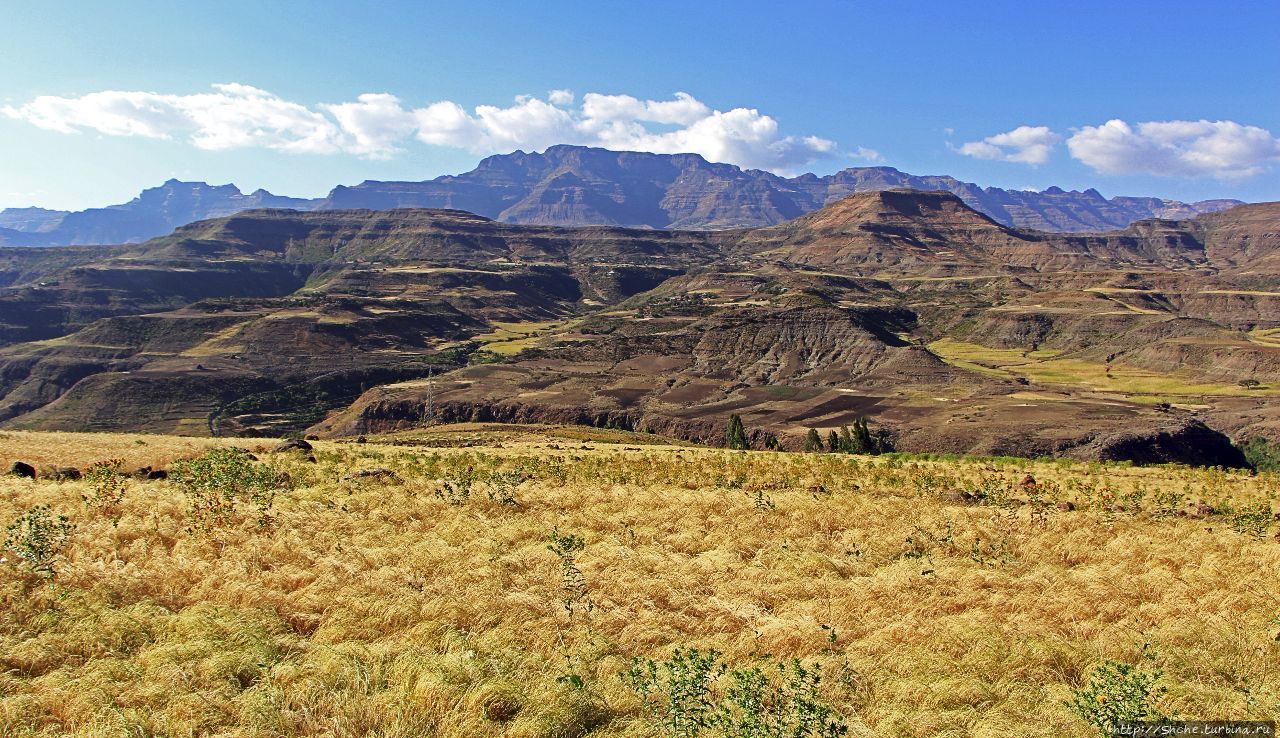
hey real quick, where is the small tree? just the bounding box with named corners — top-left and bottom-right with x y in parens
top-left (727, 415), bottom-right (749, 450)
top-left (853, 417), bottom-right (874, 454)
top-left (827, 430), bottom-right (839, 453)
top-left (838, 426), bottom-right (856, 453)
top-left (804, 429), bottom-right (823, 452)
top-left (1239, 379), bottom-right (1261, 389)
top-left (82, 459), bottom-right (128, 518)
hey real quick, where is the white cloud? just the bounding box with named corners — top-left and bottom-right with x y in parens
top-left (321, 93), bottom-right (416, 159)
top-left (2, 83), bottom-right (344, 154)
top-left (580, 91), bottom-right (711, 126)
top-left (955, 125), bottom-right (1060, 165)
top-left (1, 84), bottom-right (843, 172)
top-left (1066, 119), bottom-right (1280, 179)
top-left (851, 146), bottom-right (883, 162)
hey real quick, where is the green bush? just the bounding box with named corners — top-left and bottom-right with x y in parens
top-left (82, 458), bottom-right (127, 516)
top-left (625, 649), bottom-right (849, 738)
top-left (171, 448), bottom-right (288, 531)
top-left (727, 415), bottom-right (748, 451)
top-left (1068, 658), bottom-right (1167, 737)
top-left (717, 660), bottom-right (848, 738)
top-left (4, 505), bottom-right (75, 580)
top-left (626, 647), bottom-right (725, 738)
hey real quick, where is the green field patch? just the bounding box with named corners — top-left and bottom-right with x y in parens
top-left (930, 338), bottom-right (1280, 397)
top-left (475, 319), bottom-right (576, 355)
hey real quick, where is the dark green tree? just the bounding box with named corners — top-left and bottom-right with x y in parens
top-left (827, 430), bottom-right (839, 452)
top-left (804, 429), bottom-right (823, 452)
top-left (853, 417), bottom-right (874, 454)
top-left (727, 414), bottom-right (749, 450)
top-left (839, 425), bottom-right (856, 453)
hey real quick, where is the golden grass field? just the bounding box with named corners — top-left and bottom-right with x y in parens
top-left (1, 426), bottom-right (1278, 737)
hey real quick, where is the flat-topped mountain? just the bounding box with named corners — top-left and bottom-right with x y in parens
top-left (323, 146), bottom-right (1243, 233)
top-left (0, 180), bottom-right (318, 247)
top-left (0, 147), bottom-right (1242, 246)
top-left (0, 190), bottom-right (1275, 465)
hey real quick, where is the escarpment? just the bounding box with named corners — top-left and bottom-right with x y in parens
top-left (0, 190), bottom-right (1274, 465)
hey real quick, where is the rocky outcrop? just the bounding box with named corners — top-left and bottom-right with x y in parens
top-left (1064, 419), bottom-right (1248, 467)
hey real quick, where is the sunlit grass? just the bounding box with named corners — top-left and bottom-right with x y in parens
top-left (475, 320), bottom-right (574, 355)
top-left (930, 339), bottom-right (1280, 397)
top-left (0, 428), bottom-right (1277, 737)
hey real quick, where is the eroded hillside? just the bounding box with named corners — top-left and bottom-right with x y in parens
top-left (0, 191), bottom-right (1277, 463)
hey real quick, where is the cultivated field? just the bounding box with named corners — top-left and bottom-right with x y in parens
top-left (1, 426), bottom-right (1278, 737)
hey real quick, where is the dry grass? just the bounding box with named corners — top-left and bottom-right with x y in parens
top-left (1, 428), bottom-right (1278, 737)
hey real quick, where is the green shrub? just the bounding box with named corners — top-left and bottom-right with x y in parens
top-left (82, 458), bottom-right (127, 517)
top-left (625, 649), bottom-right (849, 738)
top-left (727, 415), bottom-right (748, 451)
top-left (548, 528), bottom-right (591, 618)
top-left (626, 647), bottom-right (725, 738)
top-left (1068, 658), bottom-right (1167, 737)
top-left (4, 505), bottom-right (75, 580)
top-left (717, 660), bottom-right (848, 738)
top-left (171, 448), bottom-right (288, 531)
top-left (1238, 435), bottom-right (1280, 472)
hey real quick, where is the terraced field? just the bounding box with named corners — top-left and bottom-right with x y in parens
top-left (930, 338), bottom-right (1280, 400)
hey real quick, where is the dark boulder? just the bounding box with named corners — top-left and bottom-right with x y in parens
top-left (343, 467), bottom-right (400, 482)
top-left (48, 467), bottom-right (82, 481)
top-left (274, 439), bottom-right (313, 453)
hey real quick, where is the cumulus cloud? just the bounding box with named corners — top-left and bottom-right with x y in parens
top-left (547, 89), bottom-right (574, 106)
top-left (2, 84), bottom-right (843, 172)
top-left (1, 83), bottom-right (344, 154)
top-left (851, 146), bottom-right (883, 162)
top-left (321, 93), bottom-right (416, 159)
top-left (1066, 119), bottom-right (1280, 179)
top-left (955, 125), bottom-right (1060, 165)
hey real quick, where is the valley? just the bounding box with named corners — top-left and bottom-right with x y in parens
top-left (0, 190), bottom-right (1275, 465)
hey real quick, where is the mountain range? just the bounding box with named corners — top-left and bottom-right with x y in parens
top-left (0, 187), bottom-right (1275, 465)
top-left (0, 146), bottom-right (1242, 247)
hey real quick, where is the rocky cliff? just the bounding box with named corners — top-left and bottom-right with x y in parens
top-left (1, 147), bottom-right (1243, 246)
top-left (0, 191), bottom-right (1274, 465)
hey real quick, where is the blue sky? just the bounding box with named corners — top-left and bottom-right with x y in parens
top-left (1, 0), bottom-right (1277, 211)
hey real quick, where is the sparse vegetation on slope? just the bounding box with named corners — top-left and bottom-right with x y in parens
top-left (0, 426), bottom-right (1278, 737)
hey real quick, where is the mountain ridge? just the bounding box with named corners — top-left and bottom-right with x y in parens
top-left (1, 146), bottom-right (1243, 246)
top-left (0, 188), bottom-right (1276, 463)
